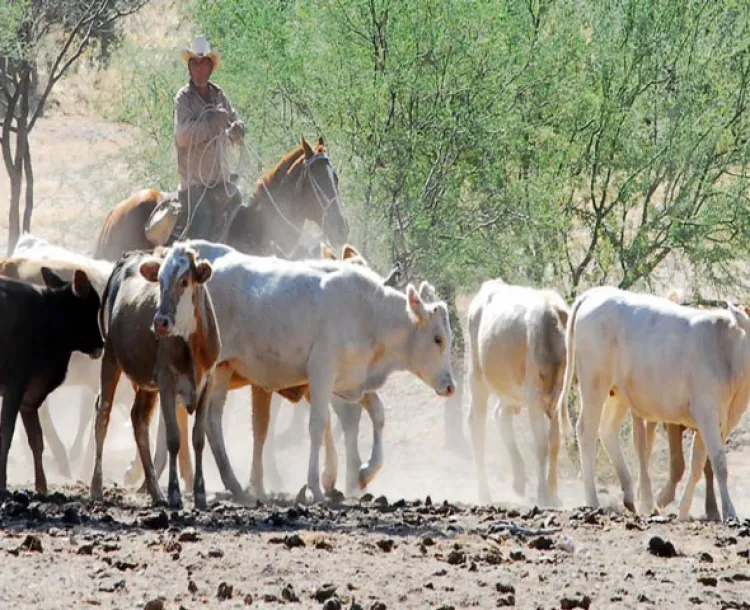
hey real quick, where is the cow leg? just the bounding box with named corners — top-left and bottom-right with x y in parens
top-left (321, 412), bottom-right (338, 494)
top-left (192, 377), bottom-right (212, 510)
top-left (494, 402), bottom-right (525, 497)
top-left (677, 430), bottom-right (707, 521)
top-left (656, 424), bottom-right (685, 510)
top-left (576, 373), bottom-right (609, 510)
top-left (261, 393), bottom-right (285, 491)
top-left (249, 386), bottom-right (272, 501)
top-left (153, 406), bottom-right (167, 482)
top-left (703, 458), bottom-right (719, 522)
top-left (176, 400), bottom-right (194, 489)
top-left (69, 388), bottom-right (94, 464)
top-left (156, 379), bottom-right (183, 509)
top-left (20, 408), bottom-right (47, 495)
top-left (547, 409), bottom-right (561, 507)
top-left (332, 398), bottom-right (363, 496)
top-left (306, 362), bottom-right (335, 503)
top-left (599, 398), bottom-right (636, 512)
top-left (0, 384), bottom-right (24, 494)
top-left (131, 390), bottom-right (166, 505)
top-left (631, 414), bottom-right (655, 514)
top-left (38, 400), bottom-right (72, 479)
top-left (526, 396), bottom-right (552, 508)
top-left (469, 370), bottom-right (492, 504)
top-left (358, 392), bottom-right (385, 490)
top-left (91, 349), bottom-right (122, 501)
top-left (205, 371), bottom-right (248, 503)
top-left (689, 404), bottom-right (736, 522)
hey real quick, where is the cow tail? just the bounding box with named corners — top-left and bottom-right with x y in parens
top-left (557, 292), bottom-right (585, 447)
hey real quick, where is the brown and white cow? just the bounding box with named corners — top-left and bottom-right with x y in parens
top-left (468, 279), bottom-right (570, 507)
top-left (90, 246), bottom-right (220, 509)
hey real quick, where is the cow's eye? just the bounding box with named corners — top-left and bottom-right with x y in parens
top-left (434, 335), bottom-right (443, 347)
top-left (181, 277), bottom-right (189, 288)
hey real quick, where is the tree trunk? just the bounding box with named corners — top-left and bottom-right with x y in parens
top-left (22, 143), bottom-right (34, 233)
top-left (7, 169), bottom-right (21, 255)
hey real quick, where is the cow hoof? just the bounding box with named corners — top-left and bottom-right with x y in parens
top-left (705, 509), bottom-right (721, 522)
top-left (295, 485), bottom-right (310, 505)
top-left (321, 471), bottom-right (337, 494)
top-left (168, 492), bottom-right (183, 510)
top-left (194, 493), bottom-right (207, 510)
top-left (624, 499), bottom-right (636, 513)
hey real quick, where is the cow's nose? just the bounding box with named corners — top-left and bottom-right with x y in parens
top-left (445, 383), bottom-right (455, 397)
top-left (153, 316), bottom-right (170, 336)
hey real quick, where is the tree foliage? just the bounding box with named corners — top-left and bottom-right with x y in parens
top-left (124, 0), bottom-right (750, 297)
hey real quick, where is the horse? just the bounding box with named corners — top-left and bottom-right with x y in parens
top-left (93, 136), bottom-right (349, 261)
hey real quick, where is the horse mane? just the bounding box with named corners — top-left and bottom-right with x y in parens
top-left (251, 140), bottom-right (328, 199)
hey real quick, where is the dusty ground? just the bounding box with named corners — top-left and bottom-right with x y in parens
top-left (2, 14), bottom-right (750, 607)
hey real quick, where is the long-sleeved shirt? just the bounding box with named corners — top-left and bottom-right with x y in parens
top-left (173, 81), bottom-right (241, 189)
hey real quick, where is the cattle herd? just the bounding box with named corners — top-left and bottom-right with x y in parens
top-left (0, 227), bottom-right (748, 528)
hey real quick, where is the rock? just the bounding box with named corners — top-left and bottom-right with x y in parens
top-left (217, 581), bottom-right (234, 600)
top-left (208, 548), bottom-right (224, 558)
top-left (178, 527), bottom-right (201, 542)
top-left (315, 539), bottom-right (333, 551)
top-left (188, 580), bottom-right (198, 594)
top-left (369, 603), bottom-right (386, 610)
top-left (314, 584), bottom-right (337, 603)
top-left (77, 543), bottom-right (95, 555)
top-left (20, 534), bottom-right (43, 553)
top-left (322, 599), bottom-right (342, 610)
top-left (377, 539), bottom-right (395, 552)
top-left (374, 495), bottom-right (388, 507)
top-left (496, 582), bottom-right (515, 595)
top-left (285, 534), bottom-right (306, 549)
top-left (282, 583), bottom-right (299, 602)
top-left (509, 550), bottom-right (525, 562)
top-left (244, 594), bottom-right (253, 605)
top-left (114, 559), bottom-right (138, 571)
top-left (144, 598), bottom-right (166, 610)
top-left (446, 550), bottom-right (466, 565)
top-left (697, 576), bottom-right (717, 587)
top-left (699, 552), bottom-right (714, 563)
top-left (648, 536), bottom-right (677, 558)
top-left (528, 536), bottom-right (554, 551)
top-left (63, 506), bottom-right (81, 525)
top-left (142, 511), bottom-right (169, 530)
top-left (98, 580), bottom-right (126, 593)
top-left (420, 536), bottom-right (436, 547)
top-left (496, 594), bottom-right (515, 607)
top-left (560, 595), bottom-right (591, 609)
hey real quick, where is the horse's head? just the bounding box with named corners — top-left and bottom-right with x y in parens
top-left (294, 136), bottom-right (349, 248)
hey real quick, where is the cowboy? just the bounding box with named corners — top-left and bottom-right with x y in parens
top-left (173, 35), bottom-right (245, 241)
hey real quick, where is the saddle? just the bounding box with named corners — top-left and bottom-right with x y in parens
top-left (144, 175), bottom-right (243, 247)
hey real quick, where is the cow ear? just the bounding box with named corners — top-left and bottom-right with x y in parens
top-left (139, 260), bottom-right (161, 282)
top-left (72, 269), bottom-right (92, 299)
top-left (418, 281), bottom-right (437, 304)
top-left (194, 260), bottom-right (213, 284)
top-left (342, 244), bottom-right (361, 261)
top-left (40, 266), bottom-right (66, 289)
top-left (406, 284), bottom-right (428, 323)
top-left (321, 243), bottom-right (337, 260)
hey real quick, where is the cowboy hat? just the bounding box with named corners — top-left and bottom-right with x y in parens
top-left (180, 35), bottom-right (220, 71)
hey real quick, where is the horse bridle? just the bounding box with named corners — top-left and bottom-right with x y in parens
top-left (298, 151), bottom-right (342, 227)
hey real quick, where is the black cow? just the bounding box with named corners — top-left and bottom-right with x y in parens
top-left (0, 268), bottom-right (103, 496)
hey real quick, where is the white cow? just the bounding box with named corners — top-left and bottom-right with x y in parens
top-left (557, 286), bottom-right (750, 522)
top-left (468, 279), bottom-right (569, 507)
top-left (145, 239), bottom-right (455, 503)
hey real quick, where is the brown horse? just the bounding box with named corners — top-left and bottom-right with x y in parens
top-left (93, 136), bottom-right (349, 261)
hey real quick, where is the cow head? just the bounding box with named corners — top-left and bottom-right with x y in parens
top-left (41, 266), bottom-right (104, 359)
top-left (405, 281), bottom-right (455, 398)
top-left (139, 245), bottom-right (213, 339)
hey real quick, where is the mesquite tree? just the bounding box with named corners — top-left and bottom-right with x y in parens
top-left (0, 0), bottom-right (147, 254)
